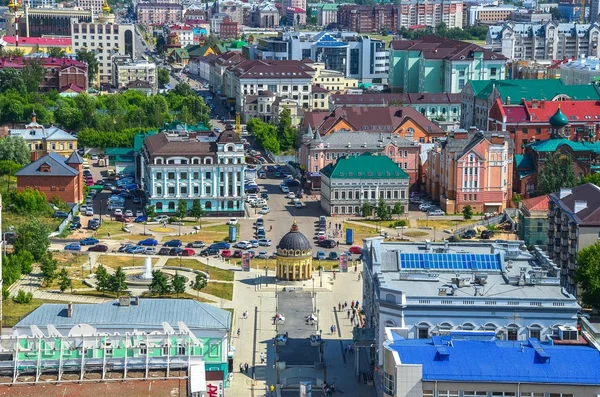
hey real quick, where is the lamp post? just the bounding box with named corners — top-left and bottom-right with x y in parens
top-left (312, 277), bottom-right (315, 311)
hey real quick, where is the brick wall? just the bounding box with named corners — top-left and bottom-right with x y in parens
top-left (17, 175), bottom-right (80, 203)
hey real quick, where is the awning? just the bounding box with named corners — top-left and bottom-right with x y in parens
top-left (189, 362), bottom-right (206, 393)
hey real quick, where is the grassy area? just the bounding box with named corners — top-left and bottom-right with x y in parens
top-left (176, 224), bottom-right (230, 243)
top-left (165, 258), bottom-right (234, 281)
top-left (3, 298), bottom-right (66, 327)
top-left (202, 282), bottom-right (233, 300)
top-left (4, 212), bottom-right (62, 232)
top-left (96, 255), bottom-right (159, 269)
top-left (232, 257), bottom-right (276, 271)
top-left (40, 252), bottom-right (91, 290)
top-left (367, 34), bottom-right (395, 46)
top-left (403, 231), bottom-right (429, 238)
top-left (140, 292), bottom-right (214, 303)
top-left (415, 219), bottom-right (473, 229)
top-left (343, 222), bottom-right (380, 241)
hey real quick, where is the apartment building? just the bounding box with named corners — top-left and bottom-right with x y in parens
top-left (316, 3), bottom-right (337, 27)
top-left (311, 62), bottom-right (358, 92)
top-left (0, 56), bottom-right (87, 92)
top-left (77, 0), bottom-right (104, 17)
top-left (214, 0), bottom-right (244, 25)
top-left (467, 5), bottom-right (517, 25)
top-left (252, 2), bottom-right (279, 28)
top-left (112, 57), bottom-right (157, 93)
top-left (426, 129), bottom-right (514, 214)
top-left (487, 21), bottom-right (600, 61)
top-left (5, 6), bottom-right (92, 37)
top-left (164, 24), bottom-right (194, 47)
top-left (398, 0), bottom-right (464, 30)
top-left (282, 0), bottom-right (306, 15)
top-left (548, 183), bottom-right (600, 296)
top-left (219, 17), bottom-right (239, 40)
top-left (136, 3), bottom-right (183, 27)
top-left (337, 4), bottom-right (398, 34)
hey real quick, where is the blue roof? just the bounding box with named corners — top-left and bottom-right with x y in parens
top-left (16, 299), bottom-right (231, 331)
top-left (387, 336), bottom-right (600, 385)
top-left (398, 253), bottom-right (502, 271)
top-left (15, 151), bottom-right (79, 177)
top-left (313, 32), bottom-right (347, 48)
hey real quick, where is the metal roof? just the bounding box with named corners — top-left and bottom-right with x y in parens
top-left (15, 151), bottom-right (79, 177)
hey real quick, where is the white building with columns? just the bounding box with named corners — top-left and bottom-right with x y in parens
top-left (141, 127), bottom-right (246, 217)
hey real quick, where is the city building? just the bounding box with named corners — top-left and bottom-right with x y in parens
top-left (389, 36), bottom-right (507, 94)
top-left (398, 0), bottom-right (464, 30)
top-left (329, 93), bottom-right (462, 123)
top-left (286, 7), bottom-right (306, 27)
top-left (0, 36), bottom-right (72, 55)
top-left (219, 17), bottom-right (239, 40)
top-left (302, 106), bottom-right (446, 143)
top-left (361, 238), bottom-right (580, 370)
top-left (511, 9), bottom-right (552, 23)
top-left (311, 62), bottom-right (359, 92)
top-left (9, 298), bottom-right (232, 389)
top-left (136, 3), bottom-right (183, 27)
top-left (16, 151), bottom-right (83, 203)
top-left (466, 5), bottom-right (517, 25)
top-left (488, 98), bottom-right (600, 155)
top-left (426, 130), bottom-right (514, 214)
top-left (486, 21), bottom-right (600, 61)
top-left (141, 127), bottom-right (246, 216)
top-left (0, 56), bottom-right (87, 92)
top-left (461, 78), bottom-right (600, 131)
top-left (252, 2), bottom-right (279, 28)
top-left (71, 3), bottom-right (135, 86)
top-left (77, 0), bottom-right (104, 17)
top-left (548, 183), bottom-right (600, 296)
top-left (164, 24), bottom-right (194, 47)
top-left (558, 57), bottom-right (600, 85)
top-left (4, 5), bottom-right (93, 37)
top-left (112, 56), bottom-right (157, 94)
top-left (209, 51), bottom-right (245, 96)
top-left (10, 113), bottom-right (78, 159)
top-left (381, 330), bottom-right (600, 397)
top-left (320, 152), bottom-right (410, 216)
top-left (316, 3), bottom-right (337, 27)
top-left (518, 194), bottom-right (550, 246)
top-left (337, 4), bottom-right (398, 34)
top-left (282, 0), bottom-right (306, 17)
top-left (275, 221), bottom-right (313, 281)
top-left (242, 90), bottom-right (304, 125)
top-left (214, 0), bottom-right (244, 25)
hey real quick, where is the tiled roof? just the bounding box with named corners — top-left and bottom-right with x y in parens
top-left (10, 125), bottom-right (76, 142)
top-left (311, 85), bottom-right (329, 93)
top-left (231, 59), bottom-right (314, 79)
top-left (521, 194), bottom-right (549, 212)
top-left (66, 150), bottom-right (84, 164)
top-left (0, 56), bottom-right (86, 70)
top-left (442, 131), bottom-right (514, 157)
top-left (526, 100), bottom-right (600, 123)
top-left (59, 83), bottom-right (84, 93)
top-left (331, 93), bottom-right (461, 106)
top-left (390, 36), bottom-right (506, 61)
top-left (310, 131), bottom-right (415, 149)
top-left (15, 152), bottom-right (79, 177)
top-left (549, 183), bottom-right (600, 226)
top-left (143, 132), bottom-right (216, 157)
top-left (2, 36), bottom-right (72, 46)
top-left (527, 138), bottom-right (600, 154)
top-left (321, 152), bottom-right (409, 179)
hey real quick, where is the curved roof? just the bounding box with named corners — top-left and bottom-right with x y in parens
top-left (549, 106), bottom-right (569, 127)
top-left (278, 222), bottom-right (311, 252)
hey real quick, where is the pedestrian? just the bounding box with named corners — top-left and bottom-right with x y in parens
top-left (333, 270), bottom-right (336, 279)
top-left (358, 273), bottom-right (361, 281)
top-left (244, 362), bottom-right (249, 373)
top-left (333, 325), bottom-right (336, 333)
top-left (107, 232), bottom-right (111, 239)
top-left (270, 225), bottom-right (272, 231)
top-left (351, 300), bottom-right (355, 309)
top-left (347, 309), bottom-right (350, 319)
top-left (270, 385), bottom-right (275, 396)
top-left (240, 363), bottom-right (244, 373)
top-left (354, 265), bottom-right (357, 272)
top-left (338, 302), bottom-right (342, 311)
top-left (237, 328), bottom-right (241, 338)
top-left (330, 325), bottom-right (334, 334)
top-left (344, 301), bottom-right (347, 308)
top-left (336, 240), bottom-right (339, 247)
top-left (356, 300), bottom-right (360, 308)
top-left (260, 352), bottom-right (265, 363)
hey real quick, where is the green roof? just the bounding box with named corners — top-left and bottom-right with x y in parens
top-left (134, 130), bottom-right (157, 152)
top-left (229, 40), bottom-right (248, 49)
top-left (321, 153), bottom-right (409, 179)
top-left (105, 148), bottom-right (134, 156)
top-left (515, 154), bottom-right (536, 179)
top-left (315, 3), bottom-right (338, 9)
top-left (470, 79), bottom-right (600, 101)
top-left (528, 138), bottom-right (600, 154)
top-left (549, 107), bottom-right (569, 127)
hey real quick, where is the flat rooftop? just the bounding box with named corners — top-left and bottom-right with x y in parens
top-left (367, 239), bottom-right (573, 301)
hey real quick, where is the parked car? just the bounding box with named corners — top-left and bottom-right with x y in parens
top-left (287, 192), bottom-right (296, 199)
top-left (249, 239), bottom-right (259, 248)
top-left (258, 238), bottom-right (272, 246)
top-left (169, 247), bottom-right (184, 256)
top-left (319, 239), bottom-right (337, 248)
top-left (255, 230), bottom-right (266, 238)
top-left (252, 199), bottom-right (267, 208)
top-left (164, 239), bottom-right (182, 247)
top-left (181, 248), bottom-right (195, 256)
top-left (235, 241), bottom-right (253, 249)
top-left (295, 201), bottom-right (303, 209)
top-left (85, 208), bottom-right (94, 216)
top-left (462, 229), bottom-right (477, 239)
top-left (154, 215), bottom-right (169, 222)
top-left (158, 247), bottom-right (171, 255)
top-left (227, 218), bottom-right (238, 225)
top-left (134, 216), bottom-right (147, 223)
top-left (88, 244), bottom-right (109, 252)
top-left (221, 249), bottom-right (232, 258)
top-left (349, 246), bottom-right (362, 255)
top-left (257, 251), bottom-right (268, 259)
top-left (427, 209), bottom-right (445, 216)
top-left (136, 210), bottom-right (144, 217)
top-left (80, 237), bottom-right (99, 246)
top-left (232, 249), bottom-right (243, 258)
top-left (255, 219), bottom-right (265, 227)
top-left (481, 230), bottom-right (495, 239)
top-left (65, 243), bottom-right (81, 251)
top-left (419, 203), bottom-right (433, 211)
top-left (118, 244), bottom-right (135, 253)
top-left (316, 251), bottom-right (326, 260)
top-left (113, 208), bottom-right (123, 216)
top-left (70, 221), bottom-right (81, 230)
top-left (281, 185), bottom-right (289, 193)
top-left (186, 241), bottom-right (206, 248)
top-left (200, 247), bottom-right (219, 256)
top-left (211, 242), bottom-right (230, 250)
top-left (88, 219), bottom-right (100, 230)
top-left (54, 211), bottom-right (69, 219)
top-left (144, 247), bottom-right (156, 255)
top-left (132, 197), bottom-right (141, 204)
top-left (138, 238), bottom-right (158, 246)
top-left (124, 210), bottom-right (134, 217)
top-left (328, 251), bottom-right (339, 261)
top-left (261, 192), bottom-right (269, 200)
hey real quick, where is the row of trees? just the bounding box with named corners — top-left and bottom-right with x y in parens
top-left (360, 198), bottom-right (404, 220)
top-left (246, 108), bottom-right (299, 155)
top-left (399, 24), bottom-right (488, 41)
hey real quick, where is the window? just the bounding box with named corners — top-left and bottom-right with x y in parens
top-left (464, 392), bottom-right (487, 397)
top-left (156, 202), bottom-right (163, 210)
top-left (180, 172), bottom-right (187, 179)
top-left (382, 372), bottom-right (395, 395)
top-left (206, 172), bottom-right (211, 179)
top-left (168, 172), bottom-right (175, 180)
top-left (209, 342), bottom-right (220, 357)
top-left (438, 392), bottom-right (459, 397)
top-left (522, 128), bottom-right (528, 135)
top-left (537, 222), bottom-right (543, 232)
top-left (536, 128), bottom-right (542, 134)
top-left (314, 153), bottom-right (319, 160)
top-left (193, 172), bottom-right (199, 179)
top-left (490, 67), bottom-right (497, 76)
top-left (156, 172), bottom-right (162, 179)
top-left (459, 79), bottom-right (465, 89)
top-left (491, 393), bottom-right (515, 397)
top-left (417, 324), bottom-right (429, 339)
top-left (507, 326), bottom-right (518, 341)
top-left (529, 326), bottom-right (541, 340)
top-left (193, 186), bottom-right (199, 195)
top-left (292, 85), bottom-right (298, 91)
top-left (181, 186), bottom-right (188, 195)
top-left (156, 186), bottom-right (162, 195)
top-left (168, 201), bottom-right (175, 210)
top-left (168, 187), bottom-right (175, 195)
top-left (177, 345), bottom-right (186, 355)
top-left (520, 394), bottom-right (544, 397)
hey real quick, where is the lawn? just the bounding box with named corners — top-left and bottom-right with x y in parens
top-left (96, 221), bottom-right (149, 241)
top-left (165, 258), bottom-right (235, 281)
top-left (3, 298), bottom-right (66, 327)
top-left (403, 231), bottom-right (430, 238)
top-left (96, 255), bottom-right (159, 269)
top-left (176, 224), bottom-right (231, 243)
top-left (232, 257), bottom-right (276, 271)
top-left (140, 292), bottom-right (214, 303)
top-left (342, 222), bottom-right (380, 241)
top-left (4, 212), bottom-right (62, 232)
top-left (202, 282), bottom-right (233, 301)
top-left (41, 252), bottom-right (91, 290)
top-left (415, 219), bottom-right (473, 229)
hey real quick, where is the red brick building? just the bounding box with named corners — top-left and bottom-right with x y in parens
top-left (337, 5), bottom-right (398, 34)
top-left (0, 57), bottom-right (88, 92)
top-left (219, 17), bottom-right (239, 40)
top-left (15, 151), bottom-right (84, 204)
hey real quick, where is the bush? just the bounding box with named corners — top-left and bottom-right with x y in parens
top-left (13, 289), bottom-right (32, 304)
top-left (2, 286), bottom-right (9, 300)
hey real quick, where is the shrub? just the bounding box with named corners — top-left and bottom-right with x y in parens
top-left (13, 289), bottom-right (32, 304)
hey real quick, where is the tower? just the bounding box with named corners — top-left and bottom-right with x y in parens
top-left (548, 105), bottom-right (569, 139)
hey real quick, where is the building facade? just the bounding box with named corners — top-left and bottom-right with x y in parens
top-left (252, 2), bottom-right (279, 28)
top-left (141, 128), bottom-right (246, 216)
top-left (518, 194), bottom-right (550, 246)
top-left (398, 0), bottom-right (464, 30)
top-left (389, 36), bottom-right (507, 94)
top-left (112, 57), bottom-right (157, 93)
top-left (10, 114), bottom-right (78, 159)
top-left (337, 4), bottom-right (398, 34)
top-left (136, 3), bottom-right (183, 27)
top-left (320, 153), bottom-right (410, 216)
top-left (426, 130), bottom-right (514, 214)
top-left (275, 222), bottom-right (313, 281)
top-left (558, 57), bottom-right (600, 85)
top-left (77, 0), bottom-right (104, 17)
top-left (316, 3), bottom-right (337, 27)
top-left (5, 6), bottom-right (93, 37)
top-left (467, 5), bottom-right (517, 25)
top-left (164, 24), bottom-right (194, 47)
top-left (0, 56), bottom-right (87, 92)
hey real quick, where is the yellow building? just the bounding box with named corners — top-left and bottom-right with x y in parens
top-left (9, 113), bottom-right (77, 160)
top-left (0, 36), bottom-right (73, 55)
top-left (276, 222), bottom-right (313, 281)
top-left (311, 62), bottom-right (359, 92)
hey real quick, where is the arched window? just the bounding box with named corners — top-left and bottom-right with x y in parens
top-left (205, 201), bottom-right (212, 209)
top-left (439, 322), bottom-right (453, 335)
top-left (483, 323), bottom-right (498, 332)
top-left (385, 293), bottom-right (396, 303)
top-left (506, 323), bottom-right (519, 341)
top-left (227, 145), bottom-right (234, 152)
top-left (155, 158), bottom-right (163, 165)
top-left (528, 324), bottom-right (542, 340)
top-left (192, 158), bottom-right (201, 164)
top-left (227, 201), bottom-right (234, 209)
top-left (156, 202), bottom-right (163, 210)
top-left (168, 201), bottom-right (175, 210)
top-left (461, 322), bottom-right (476, 331)
top-left (417, 322), bottom-right (431, 339)
top-left (204, 158), bottom-right (213, 165)
top-left (388, 147), bottom-right (395, 157)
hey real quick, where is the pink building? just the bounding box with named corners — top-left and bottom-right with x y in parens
top-left (426, 129), bottom-right (514, 214)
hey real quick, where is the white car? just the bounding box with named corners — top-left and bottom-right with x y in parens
top-left (235, 241), bottom-right (252, 249)
top-left (91, 154), bottom-right (98, 160)
top-left (245, 194), bottom-right (258, 202)
top-left (428, 209), bottom-right (445, 216)
top-left (154, 215), bottom-right (169, 222)
top-left (259, 207), bottom-right (270, 214)
top-left (114, 208), bottom-right (123, 216)
top-left (287, 192), bottom-right (296, 199)
top-left (80, 205), bottom-right (88, 213)
top-left (295, 201), bottom-right (303, 209)
top-left (228, 218), bottom-right (238, 225)
top-left (419, 203), bottom-right (433, 211)
top-left (136, 210), bottom-right (144, 217)
top-left (85, 208), bottom-right (94, 216)
top-left (281, 186), bottom-right (289, 193)
top-left (125, 210), bottom-right (134, 217)
top-left (253, 199), bottom-right (267, 208)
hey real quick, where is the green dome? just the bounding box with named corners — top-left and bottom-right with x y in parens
top-left (549, 106), bottom-right (569, 128)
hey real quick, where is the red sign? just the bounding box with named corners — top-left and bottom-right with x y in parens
top-left (207, 380), bottom-right (223, 397)
top-left (242, 252), bottom-right (251, 271)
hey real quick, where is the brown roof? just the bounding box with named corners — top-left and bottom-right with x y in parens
top-left (312, 85), bottom-right (329, 93)
top-left (521, 194), bottom-right (550, 213)
top-left (550, 183), bottom-right (600, 226)
top-left (390, 36), bottom-right (507, 61)
top-left (143, 132), bottom-right (216, 157)
top-left (330, 92), bottom-right (461, 106)
top-left (217, 127), bottom-right (241, 143)
top-left (230, 59), bottom-right (314, 79)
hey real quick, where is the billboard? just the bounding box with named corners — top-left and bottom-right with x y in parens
top-left (206, 380), bottom-right (224, 397)
top-left (242, 252), bottom-right (251, 271)
top-left (339, 253), bottom-right (348, 272)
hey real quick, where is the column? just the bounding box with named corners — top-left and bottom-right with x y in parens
top-left (163, 170), bottom-right (167, 198)
top-left (224, 170), bottom-right (229, 197)
top-left (213, 170), bottom-right (218, 198)
top-left (201, 171), bottom-right (205, 197)
top-left (188, 171), bottom-right (193, 198)
top-left (233, 170), bottom-right (238, 197)
top-left (176, 169), bottom-right (180, 199)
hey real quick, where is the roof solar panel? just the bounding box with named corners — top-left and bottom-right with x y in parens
top-left (399, 253), bottom-right (501, 271)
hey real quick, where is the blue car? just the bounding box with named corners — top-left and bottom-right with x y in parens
top-left (316, 251), bottom-right (326, 260)
top-left (163, 239), bottom-right (182, 247)
top-left (134, 216), bottom-right (147, 223)
top-left (65, 243), bottom-right (81, 251)
top-left (210, 241), bottom-right (230, 250)
top-left (138, 238), bottom-right (158, 246)
top-left (80, 237), bottom-right (99, 246)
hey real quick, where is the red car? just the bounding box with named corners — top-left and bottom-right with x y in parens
top-left (349, 246), bottom-right (362, 254)
top-left (181, 248), bottom-right (195, 256)
top-left (221, 249), bottom-right (232, 258)
top-left (232, 249), bottom-right (243, 258)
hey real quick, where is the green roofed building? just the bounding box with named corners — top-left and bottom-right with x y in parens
top-left (320, 152), bottom-right (409, 216)
top-left (461, 78), bottom-right (600, 129)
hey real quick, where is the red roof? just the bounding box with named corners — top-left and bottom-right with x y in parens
top-left (525, 100), bottom-right (600, 123)
top-left (286, 6), bottom-right (305, 12)
top-left (0, 57), bottom-right (86, 70)
top-left (2, 36), bottom-right (72, 46)
top-left (60, 82), bottom-right (84, 93)
top-left (521, 194), bottom-right (549, 212)
top-left (168, 24), bottom-right (193, 31)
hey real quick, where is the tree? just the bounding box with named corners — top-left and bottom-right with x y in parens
top-left (58, 268), bottom-right (72, 293)
top-left (47, 47), bottom-right (66, 58)
top-left (0, 68), bottom-right (26, 94)
top-left (158, 68), bottom-right (170, 89)
top-left (149, 270), bottom-right (172, 295)
top-left (76, 49), bottom-right (99, 84)
top-left (146, 204), bottom-right (156, 220)
top-left (537, 153), bottom-right (576, 195)
top-left (177, 199), bottom-right (188, 221)
top-left (8, 188), bottom-right (52, 215)
top-left (189, 199), bottom-right (204, 222)
top-left (13, 250), bottom-right (34, 275)
top-left (549, 7), bottom-right (561, 21)
top-left (0, 160), bottom-right (22, 189)
top-left (2, 255), bottom-right (22, 286)
top-left (276, 108), bottom-right (298, 152)
top-left (511, 193), bottom-right (522, 205)
top-left (0, 135), bottom-right (32, 165)
top-left (109, 267), bottom-right (128, 297)
top-left (171, 272), bottom-right (186, 297)
top-left (14, 218), bottom-right (50, 261)
top-left (575, 241), bottom-right (600, 310)
top-left (39, 253), bottom-right (58, 286)
top-left (21, 60), bottom-right (45, 93)
top-left (13, 289), bottom-right (32, 304)
top-left (361, 202), bottom-right (372, 218)
top-left (376, 198), bottom-right (390, 221)
top-left (392, 202), bottom-right (404, 218)
top-left (190, 273), bottom-right (207, 297)
top-left (95, 264), bottom-right (110, 293)
top-left (462, 205), bottom-right (473, 220)
top-left (580, 173), bottom-right (600, 186)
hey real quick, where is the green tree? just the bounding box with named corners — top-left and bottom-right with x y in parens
top-left (580, 173), bottom-right (600, 186)
top-left (39, 252), bottom-right (58, 286)
top-left (76, 49), bottom-right (99, 84)
top-left (392, 202), bottom-right (404, 218)
top-left (109, 267), bottom-right (128, 297)
top-left (158, 68), bottom-right (170, 89)
top-left (13, 250), bottom-right (34, 275)
top-left (95, 264), bottom-right (110, 293)
top-left (537, 153), bottom-right (576, 195)
top-left (21, 59), bottom-right (45, 93)
top-left (361, 202), bottom-right (372, 218)
top-left (8, 188), bottom-right (51, 215)
top-left (0, 135), bottom-right (31, 165)
top-left (511, 193), bottom-right (522, 204)
top-left (0, 68), bottom-right (26, 94)
top-left (376, 198), bottom-right (389, 221)
top-left (575, 241), bottom-right (600, 310)
top-left (58, 268), bottom-right (72, 293)
top-left (146, 204), bottom-right (156, 220)
top-left (462, 205), bottom-right (473, 220)
top-left (276, 108), bottom-right (298, 152)
top-left (189, 199), bottom-right (204, 222)
top-left (549, 7), bottom-right (561, 21)
top-left (190, 273), bottom-right (207, 297)
top-left (149, 270), bottom-right (172, 295)
top-left (47, 47), bottom-right (67, 58)
top-left (0, 160), bottom-right (22, 189)
top-left (176, 199), bottom-right (188, 220)
top-left (13, 289), bottom-right (32, 304)
top-left (14, 218), bottom-right (50, 260)
top-left (171, 272), bottom-right (186, 297)
top-left (2, 255), bottom-right (22, 286)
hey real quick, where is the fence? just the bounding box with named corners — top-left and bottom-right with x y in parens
top-left (54, 203), bottom-right (80, 236)
top-left (455, 209), bottom-right (515, 236)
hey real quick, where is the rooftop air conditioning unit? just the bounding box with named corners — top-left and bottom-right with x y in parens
top-left (558, 325), bottom-right (578, 341)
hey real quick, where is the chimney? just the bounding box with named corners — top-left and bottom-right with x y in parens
top-left (559, 187), bottom-right (572, 199)
top-left (67, 302), bottom-right (73, 318)
top-left (506, 96), bottom-right (511, 105)
top-left (540, 100), bottom-right (545, 108)
top-left (119, 296), bottom-right (131, 306)
top-left (490, 134), bottom-right (505, 145)
top-left (453, 129), bottom-right (469, 139)
top-left (574, 200), bottom-right (587, 213)
top-left (531, 100), bottom-right (538, 109)
top-left (133, 296), bottom-right (140, 305)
